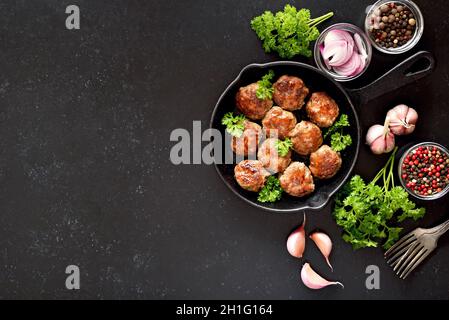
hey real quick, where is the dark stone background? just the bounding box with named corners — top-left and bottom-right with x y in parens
top-left (0, 0), bottom-right (448, 299)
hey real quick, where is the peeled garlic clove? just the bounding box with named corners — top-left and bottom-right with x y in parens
top-left (301, 263), bottom-right (344, 290)
top-left (287, 213), bottom-right (306, 258)
top-left (366, 124), bottom-right (395, 154)
top-left (310, 232), bottom-right (333, 271)
top-left (386, 104), bottom-right (418, 135)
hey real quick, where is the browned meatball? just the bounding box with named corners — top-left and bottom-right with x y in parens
top-left (236, 83), bottom-right (273, 120)
top-left (234, 160), bottom-right (269, 192)
top-left (306, 92), bottom-right (340, 128)
top-left (288, 121), bottom-right (323, 156)
top-left (309, 145), bottom-right (342, 179)
top-left (273, 75), bottom-right (309, 111)
top-left (257, 138), bottom-right (292, 174)
top-left (279, 162), bottom-right (315, 197)
top-left (231, 120), bottom-right (262, 156)
top-left (262, 106), bottom-right (297, 139)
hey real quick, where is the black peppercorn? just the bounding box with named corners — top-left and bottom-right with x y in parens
top-left (369, 2), bottom-right (416, 50)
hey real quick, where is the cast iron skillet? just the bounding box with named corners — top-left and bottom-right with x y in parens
top-left (211, 51), bottom-right (434, 213)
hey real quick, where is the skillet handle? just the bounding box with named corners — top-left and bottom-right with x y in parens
top-left (347, 51), bottom-right (435, 106)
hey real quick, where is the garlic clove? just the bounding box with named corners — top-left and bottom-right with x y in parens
top-left (286, 213), bottom-right (306, 258)
top-left (405, 107), bottom-right (418, 125)
top-left (386, 108), bottom-right (406, 135)
top-left (300, 263), bottom-right (344, 290)
top-left (379, 132), bottom-right (395, 153)
top-left (386, 104), bottom-right (418, 135)
top-left (366, 124), bottom-right (395, 154)
top-left (366, 124), bottom-right (385, 145)
top-left (310, 232), bottom-right (333, 271)
top-left (370, 136), bottom-right (387, 154)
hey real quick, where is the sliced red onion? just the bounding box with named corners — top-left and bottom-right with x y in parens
top-left (333, 50), bottom-right (362, 77)
top-left (353, 53), bottom-right (366, 76)
top-left (320, 29), bottom-right (368, 78)
top-left (324, 30), bottom-right (354, 48)
top-left (322, 30), bottom-right (354, 67)
top-left (322, 40), bottom-right (353, 67)
top-left (354, 33), bottom-right (368, 60)
top-left (319, 43), bottom-right (331, 70)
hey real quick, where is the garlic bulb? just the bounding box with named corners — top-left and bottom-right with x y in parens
top-left (386, 104), bottom-right (418, 135)
top-left (366, 124), bottom-right (395, 154)
top-left (300, 263), bottom-right (344, 290)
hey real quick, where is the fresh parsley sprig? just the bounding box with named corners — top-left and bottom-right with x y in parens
top-left (221, 112), bottom-right (246, 137)
top-left (256, 70), bottom-right (275, 100)
top-left (251, 5), bottom-right (334, 58)
top-left (324, 114), bottom-right (352, 152)
top-left (333, 147), bottom-right (426, 250)
top-left (258, 176), bottom-right (283, 203)
top-left (331, 132), bottom-right (352, 152)
top-left (275, 138), bottom-right (293, 157)
top-left (324, 114), bottom-right (350, 139)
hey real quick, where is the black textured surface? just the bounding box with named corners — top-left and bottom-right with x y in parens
top-left (0, 0), bottom-right (448, 299)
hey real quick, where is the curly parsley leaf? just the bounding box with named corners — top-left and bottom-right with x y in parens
top-left (323, 114), bottom-right (352, 152)
top-left (221, 112), bottom-right (246, 137)
top-left (330, 132), bottom-right (352, 152)
top-left (333, 148), bottom-right (426, 250)
top-left (256, 70), bottom-right (275, 100)
top-left (275, 138), bottom-right (293, 157)
top-left (324, 114), bottom-right (350, 139)
top-left (258, 176), bottom-right (283, 203)
top-left (251, 5), bottom-right (333, 58)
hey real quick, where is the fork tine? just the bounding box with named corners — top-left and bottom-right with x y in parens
top-left (399, 248), bottom-right (428, 279)
top-left (385, 239), bottom-right (417, 265)
top-left (393, 241), bottom-right (419, 273)
top-left (394, 242), bottom-right (423, 274)
top-left (385, 232), bottom-right (415, 257)
top-left (401, 250), bottom-right (430, 280)
top-left (386, 241), bottom-right (415, 265)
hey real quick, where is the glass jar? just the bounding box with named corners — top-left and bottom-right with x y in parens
top-left (313, 23), bottom-right (372, 82)
top-left (398, 142), bottom-right (449, 200)
top-left (365, 0), bottom-right (424, 54)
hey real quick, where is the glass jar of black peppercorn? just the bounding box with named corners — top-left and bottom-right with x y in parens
top-left (365, 0), bottom-right (424, 54)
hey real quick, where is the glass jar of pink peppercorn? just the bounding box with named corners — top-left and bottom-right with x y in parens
top-left (398, 142), bottom-right (449, 200)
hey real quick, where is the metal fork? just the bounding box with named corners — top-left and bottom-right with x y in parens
top-left (385, 218), bottom-right (449, 279)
